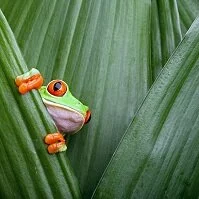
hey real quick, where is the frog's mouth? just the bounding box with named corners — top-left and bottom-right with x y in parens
top-left (42, 98), bottom-right (85, 117)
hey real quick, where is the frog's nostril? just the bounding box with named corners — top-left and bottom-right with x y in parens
top-left (84, 110), bottom-right (91, 124)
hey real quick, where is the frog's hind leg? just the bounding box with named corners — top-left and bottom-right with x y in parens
top-left (44, 132), bottom-right (67, 154)
top-left (44, 132), bottom-right (65, 144)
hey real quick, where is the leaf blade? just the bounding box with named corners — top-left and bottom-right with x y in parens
top-left (93, 16), bottom-right (199, 199)
top-left (1, 1), bottom-right (152, 197)
top-left (0, 9), bottom-right (81, 198)
top-left (151, 0), bottom-right (182, 80)
top-left (177, 0), bottom-right (199, 34)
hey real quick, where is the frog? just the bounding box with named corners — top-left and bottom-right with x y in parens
top-left (15, 68), bottom-right (91, 154)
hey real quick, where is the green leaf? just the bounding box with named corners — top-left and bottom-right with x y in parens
top-left (93, 17), bottom-right (199, 198)
top-left (2, 0), bottom-right (199, 198)
top-left (177, 0), bottom-right (199, 34)
top-left (151, 0), bottom-right (182, 80)
top-left (66, 1), bottom-right (151, 197)
top-left (0, 9), bottom-right (81, 198)
top-left (1, 0), bottom-right (151, 197)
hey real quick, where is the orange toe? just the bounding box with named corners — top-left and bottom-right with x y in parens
top-left (15, 68), bottom-right (43, 94)
top-left (47, 142), bottom-right (66, 154)
top-left (44, 132), bottom-right (65, 145)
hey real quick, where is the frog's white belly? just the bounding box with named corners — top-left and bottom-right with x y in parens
top-left (45, 103), bottom-right (85, 134)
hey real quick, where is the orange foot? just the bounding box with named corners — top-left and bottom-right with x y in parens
top-left (15, 68), bottom-right (43, 94)
top-left (44, 132), bottom-right (67, 154)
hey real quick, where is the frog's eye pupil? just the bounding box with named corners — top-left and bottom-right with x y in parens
top-left (54, 82), bottom-right (62, 91)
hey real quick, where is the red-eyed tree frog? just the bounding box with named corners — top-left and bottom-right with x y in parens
top-left (15, 68), bottom-right (91, 154)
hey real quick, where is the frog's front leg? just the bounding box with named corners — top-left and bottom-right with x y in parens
top-left (15, 68), bottom-right (66, 154)
top-left (15, 68), bottom-right (43, 94)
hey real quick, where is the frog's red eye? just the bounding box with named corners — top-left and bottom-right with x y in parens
top-left (47, 80), bottom-right (68, 96)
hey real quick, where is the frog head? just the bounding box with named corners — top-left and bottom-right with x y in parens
top-left (39, 80), bottom-right (91, 134)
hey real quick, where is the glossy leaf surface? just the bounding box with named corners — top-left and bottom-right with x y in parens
top-left (177, 0), bottom-right (199, 34)
top-left (1, 0), bottom-right (151, 197)
top-left (1, 0), bottom-right (199, 198)
top-left (151, 0), bottom-right (182, 80)
top-left (0, 9), bottom-right (81, 198)
top-left (93, 17), bottom-right (199, 199)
